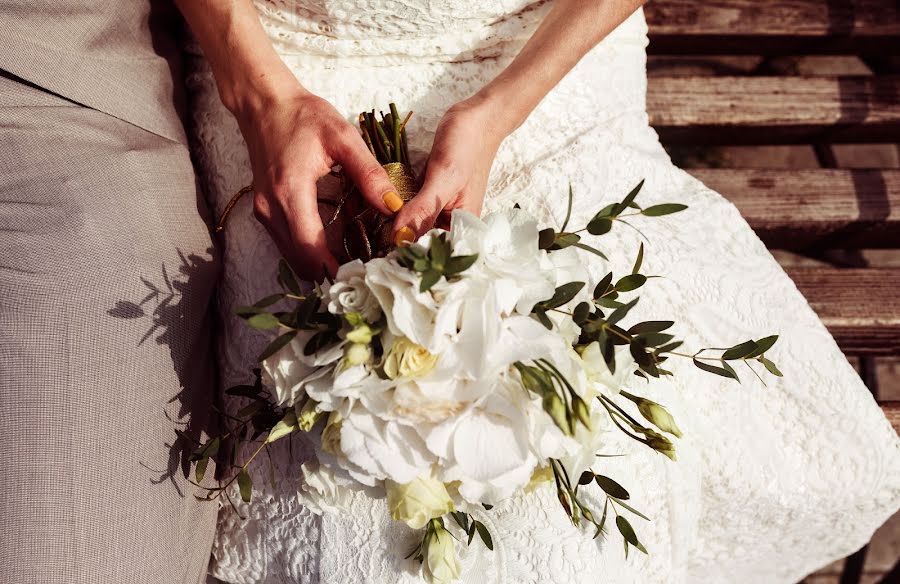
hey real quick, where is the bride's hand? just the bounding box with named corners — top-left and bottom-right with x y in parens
top-left (392, 99), bottom-right (507, 240)
top-left (238, 90), bottom-right (402, 280)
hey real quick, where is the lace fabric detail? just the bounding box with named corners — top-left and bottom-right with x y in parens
top-left (185, 4), bottom-right (900, 583)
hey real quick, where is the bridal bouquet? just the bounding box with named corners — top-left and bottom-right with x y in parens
top-left (192, 105), bottom-right (781, 584)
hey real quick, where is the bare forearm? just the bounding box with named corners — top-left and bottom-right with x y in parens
top-left (473, 0), bottom-right (646, 136)
top-left (174, 0), bottom-right (306, 121)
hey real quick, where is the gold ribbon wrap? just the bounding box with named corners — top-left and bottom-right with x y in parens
top-left (341, 162), bottom-right (418, 262)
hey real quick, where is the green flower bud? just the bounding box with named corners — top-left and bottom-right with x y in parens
top-left (423, 520), bottom-right (461, 584)
top-left (344, 342), bottom-right (370, 366)
top-left (645, 429), bottom-right (677, 461)
top-left (295, 398), bottom-right (325, 432)
top-left (346, 323), bottom-right (374, 345)
top-left (543, 393), bottom-right (570, 436)
top-left (637, 398), bottom-right (682, 438)
top-left (622, 391), bottom-right (682, 438)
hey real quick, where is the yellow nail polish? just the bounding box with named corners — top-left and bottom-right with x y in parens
top-left (383, 190), bottom-right (404, 213)
top-left (394, 226), bottom-right (415, 246)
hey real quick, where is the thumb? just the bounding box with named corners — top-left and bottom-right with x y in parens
top-left (392, 160), bottom-right (461, 245)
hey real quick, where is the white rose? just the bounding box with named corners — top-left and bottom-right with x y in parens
top-left (338, 404), bottom-right (433, 484)
top-left (383, 337), bottom-right (438, 379)
top-left (431, 386), bottom-right (537, 504)
top-left (327, 260), bottom-right (381, 322)
top-left (449, 209), bottom-right (555, 315)
top-left (385, 476), bottom-right (454, 529)
top-left (261, 330), bottom-right (339, 406)
top-left (423, 521), bottom-right (461, 584)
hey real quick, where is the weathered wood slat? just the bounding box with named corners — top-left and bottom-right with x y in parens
top-left (648, 76), bottom-right (900, 144)
top-left (786, 268), bottom-right (900, 355)
top-left (881, 402), bottom-right (900, 433)
top-left (688, 169), bottom-right (900, 249)
top-left (646, 0), bottom-right (900, 55)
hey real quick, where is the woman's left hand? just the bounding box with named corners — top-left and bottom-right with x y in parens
top-left (392, 99), bottom-right (509, 243)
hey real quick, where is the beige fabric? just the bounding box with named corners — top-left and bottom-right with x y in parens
top-left (0, 0), bottom-right (188, 144)
top-left (0, 71), bottom-right (219, 583)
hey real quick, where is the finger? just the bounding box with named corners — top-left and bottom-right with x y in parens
top-left (333, 131), bottom-right (403, 217)
top-left (256, 180), bottom-right (338, 282)
top-left (393, 158), bottom-right (463, 244)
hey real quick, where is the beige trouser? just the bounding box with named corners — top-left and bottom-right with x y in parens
top-left (0, 71), bottom-right (220, 584)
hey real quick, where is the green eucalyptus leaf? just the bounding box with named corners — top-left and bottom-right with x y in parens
top-left (616, 515), bottom-right (641, 548)
top-left (594, 297), bottom-right (624, 309)
top-left (632, 242), bottom-right (644, 275)
top-left (551, 232), bottom-right (580, 250)
top-left (278, 259), bottom-right (302, 295)
top-left (593, 273), bottom-right (613, 299)
top-left (760, 356), bottom-right (783, 377)
top-left (475, 521), bottom-right (494, 551)
top-left (304, 330), bottom-right (338, 356)
top-left (628, 321), bottom-right (674, 335)
top-left (614, 179), bottom-right (644, 216)
top-left (543, 282), bottom-right (585, 309)
top-left (746, 335), bottom-right (779, 358)
top-left (587, 217), bottom-right (613, 236)
top-left (226, 384), bottom-right (260, 398)
top-left (722, 340), bottom-right (759, 360)
top-left (238, 468), bottom-right (253, 502)
top-left (444, 254), bottom-right (479, 276)
top-left (419, 269), bottom-right (442, 293)
top-left (639, 332), bottom-right (676, 347)
top-left (533, 308), bottom-right (553, 330)
top-left (246, 312), bottom-right (281, 330)
top-left (607, 297), bottom-right (638, 326)
top-left (429, 234), bottom-right (449, 270)
top-left (257, 330), bottom-right (298, 362)
top-left (573, 301), bottom-right (591, 324)
top-left (595, 475), bottom-right (630, 500)
top-left (642, 203), bottom-right (688, 217)
top-left (615, 274), bottom-right (647, 293)
top-left (722, 360), bottom-right (739, 381)
top-left (538, 228), bottom-right (556, 250)
top-left (266, 409), bottom-right (299, 444)
top-left (195, 457), bottom-right (209, 483)
top-left (561, 183), bottom-right (574, 232)
top-left (692, 357), bottom-right (738, 380)
top-left (253, 293), bottom-right (285, 308)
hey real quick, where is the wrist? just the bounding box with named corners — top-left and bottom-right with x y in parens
top-left (466, 82), bottom-right (534, 139)
top-left (220, 67), bottom-right (310, 124)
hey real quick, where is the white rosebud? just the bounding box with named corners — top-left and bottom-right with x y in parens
top-left (423, 520), bottom-right (461, 584)
top-left (383, 337), bottom-right (438, 380)
top-left (344, 342), bottom-right (370, 366)
top-left (328, 260), bottom-right (381, 322)
top-left (385, 476), bottom-right (454, 529)
top-left (320, 411), bottom-right (343, 456)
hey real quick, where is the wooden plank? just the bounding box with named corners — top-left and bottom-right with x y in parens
top-left (648, 76), bottom-right (900, 144)
top-left (687, 169), bottom-right (900, 249)
top-left (646, 0), bottom-right (900, 55)
top-left (882, 402), bottom-right (900, 433)
top-left (786, 268), bottom-right (900, 355)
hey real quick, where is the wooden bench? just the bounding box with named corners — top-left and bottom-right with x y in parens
top-left (644, 3), bottom-right (899, 580)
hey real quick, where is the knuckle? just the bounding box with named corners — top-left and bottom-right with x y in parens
top-left (252, 193), bottom-right (273, 223)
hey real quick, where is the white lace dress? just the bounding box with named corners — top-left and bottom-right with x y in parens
top-left (185, 2), bottom-right (900, 583)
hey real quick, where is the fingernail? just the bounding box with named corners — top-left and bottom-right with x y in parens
top-left (383, 191), bottom-right (404, 213)
top-left (394, 226), bottom-right (415, 246)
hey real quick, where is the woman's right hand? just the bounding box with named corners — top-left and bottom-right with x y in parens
top-left (236, 90), bottom-right (404, 281)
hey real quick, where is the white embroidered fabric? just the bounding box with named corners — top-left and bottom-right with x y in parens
top-left (184, 3), bottom-right (900, 583)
